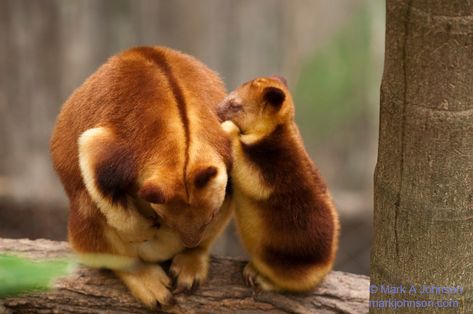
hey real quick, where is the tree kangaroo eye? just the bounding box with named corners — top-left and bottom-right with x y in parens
top-left (228, 101), bottom-right (243, 112)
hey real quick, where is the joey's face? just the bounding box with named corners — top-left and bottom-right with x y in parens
top-left (217, 76), bottom-right (292, 136)
top-left (137, 164), bottom-right (228, 248)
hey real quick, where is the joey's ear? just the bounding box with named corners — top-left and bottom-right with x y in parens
top-left (263, 86), bottom-right (286, 109)
top-left (138, 182), bottom-right (168, 204)
top-left (273, 75), bottom-right (288, 87)
top-left (194, 166), bottom-right (218, 189)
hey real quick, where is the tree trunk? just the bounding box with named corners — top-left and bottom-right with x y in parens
top-left (0, 238), bottom-right (369, 314)
top-left (371, 0), bottom-right (473, 312)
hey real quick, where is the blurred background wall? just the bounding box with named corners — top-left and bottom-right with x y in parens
top-left (0, 0), bottom-right (384, 275)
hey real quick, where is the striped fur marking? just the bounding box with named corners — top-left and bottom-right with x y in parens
top-left (138, 47), bottom-right (191, 199)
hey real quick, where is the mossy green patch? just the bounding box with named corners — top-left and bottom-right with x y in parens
top-left (0, 254), bottom-right (73, 298)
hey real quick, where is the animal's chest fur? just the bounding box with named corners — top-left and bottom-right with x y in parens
top-left (105, 213), bottom-right (184, 263)
top-left (133, 226), bottom-right (185, 262)
top-left (232, 190), bottom-right (268, 254)
top-left (230, 141), bottom-right (276, 254)
top-left (129, 198), bottom-right (185, 262)
top-left (232, 143), bottom-right (273, 201)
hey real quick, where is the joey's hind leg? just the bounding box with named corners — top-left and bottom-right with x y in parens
top-left (243, 262), bottom-right (277, 292)
top-left (116, 264), bottom-right (175, 309)
top-left (169, 248), bottom-right (209, 293)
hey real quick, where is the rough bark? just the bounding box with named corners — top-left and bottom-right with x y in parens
top-left (0, 238), bottom-right (369, 313)
top-left (371, 0), bottom-right (473, 312)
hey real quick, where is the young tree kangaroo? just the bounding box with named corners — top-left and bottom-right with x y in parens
top-left (218, 76), bottom-right (339, 292)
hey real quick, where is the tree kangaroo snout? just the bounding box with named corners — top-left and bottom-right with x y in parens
top-left (138, 164), bottom-right (228, 248)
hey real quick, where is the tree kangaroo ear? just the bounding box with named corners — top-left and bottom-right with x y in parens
top-left (138, 182), bottom-right (167, 204)
top-left (263, 86), bottom-right (286, 109)
top-left (272, 75), bottom-right (288, 87)
top-left (194, 166), bottom-right (218, 189)
top-left (79, 127), bottom-right (137, 205)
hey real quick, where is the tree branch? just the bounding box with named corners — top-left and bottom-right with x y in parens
top-left (0, 238), bottom-right (369, 313)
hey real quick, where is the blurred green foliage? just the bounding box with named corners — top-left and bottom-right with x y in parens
top-left (0, 254), bottom-right (73, 298)
top-left (295, 6), bottom-right (374, 143)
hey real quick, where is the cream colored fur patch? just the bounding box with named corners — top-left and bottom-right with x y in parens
top-left (78, 127), bottom-right (156, 242)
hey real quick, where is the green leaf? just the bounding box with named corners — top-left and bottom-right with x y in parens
top-left (0, 254), bottom-right (74, 298)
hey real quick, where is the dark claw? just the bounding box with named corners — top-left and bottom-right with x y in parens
top-left (171, 277), bottom-right (178, 290)
top-left (190, 280), bottom-right (200, 293)
top-left (167, 296), bottom-right (177, 307)
top-left (247, 275), bottom-right (255, 287)
top-left (242, 273), bottom-right (249, 286)
top-left (174, 285), bottom-right (186, 294)
top-left (254, 284), bottom-right (263, 294)
top-left (156, 301), bottom-right (162, 310)
top-left (174, 280), bottom-right (199, 295)
top-left (169, 270), bottom-right (178, 288)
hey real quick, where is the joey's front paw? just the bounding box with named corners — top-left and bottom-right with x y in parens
top-left (169, 250), bottom-right (209, 294)
top-left (117, 265), bottom-right (176, 310)
top-left (243, 262), bottom-right (276, 292)
top-left (221, 120), bottom-right (241, 138)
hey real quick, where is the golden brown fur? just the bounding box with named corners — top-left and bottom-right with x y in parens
top-left (218, 76), bottom-right (339, 292)
top-left (50, 46), bottom-right (232, 308)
